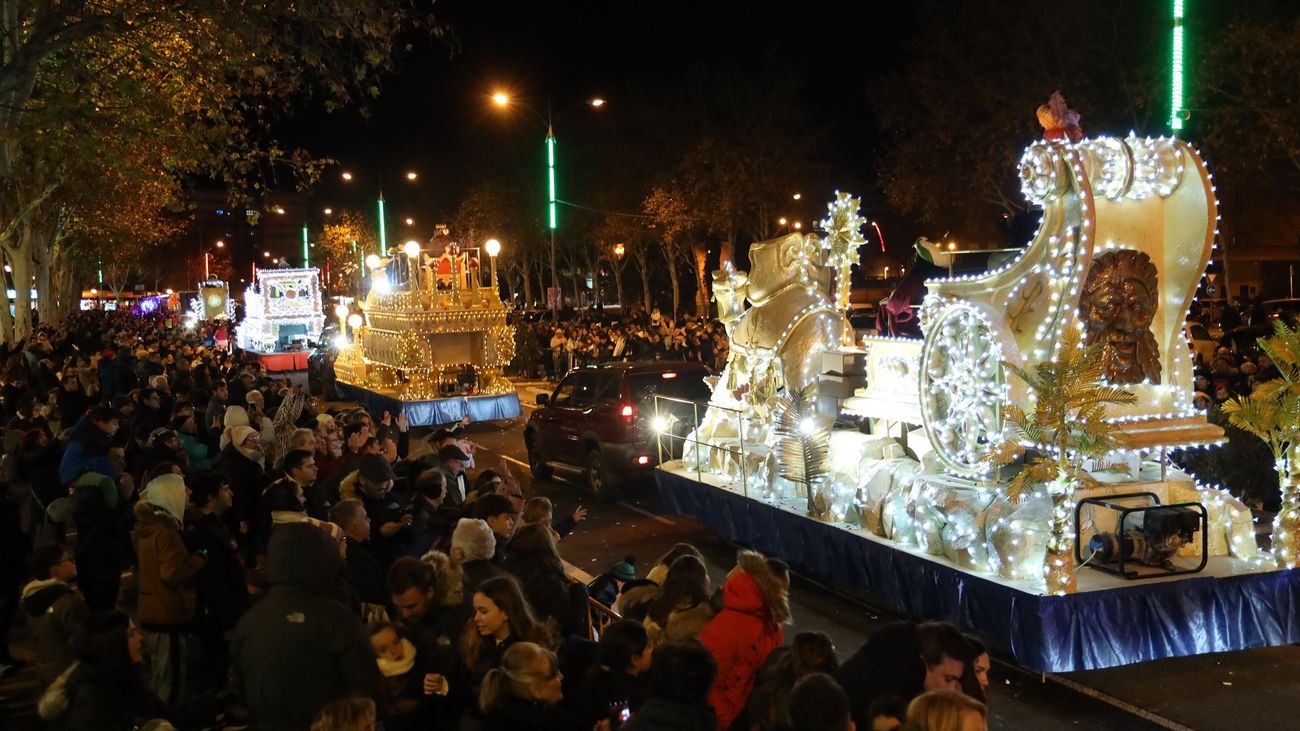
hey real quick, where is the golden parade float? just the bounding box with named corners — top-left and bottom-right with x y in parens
top-left (332, 238), bottom-right (521, 426)
top-left (659, 95), bottom-right (1295, 673)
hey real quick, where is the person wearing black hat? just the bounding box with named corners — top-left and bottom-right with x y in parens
top-left (348, 453), bottom-right (410, 570)
top-left (436, 444), bottom-right (470, 507)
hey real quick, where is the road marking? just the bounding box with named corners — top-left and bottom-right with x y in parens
top-left (496, 454), bottom-right (674, 524)
top-left (619, 501), bottom-right (676, 526)
top-left (1041, 673), bottom-right (1196, 731)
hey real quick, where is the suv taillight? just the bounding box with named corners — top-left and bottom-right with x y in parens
top-left (620, 403), bottom-right (636, 423)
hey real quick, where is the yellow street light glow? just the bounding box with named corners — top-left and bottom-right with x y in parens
top-left (165, 288), bottom-right (173, 294)
top-left (614, 242), bottom-right (625, 258)
top-left (215, 240), bottom-right (225, 248)
top-left (590, 97), bottom-right (606, 107)
top-left (485, 238), bottom-right (501, 257)
top-left (274, 207), bottom-right (285, 215)
top-left (263, 251), bottom-right (271, 258)
top-left (323, 207), bottom-right (333, 215)
top-left (778, 217), bottom-right (788, 226)
top-left (947, 241), bottom-right (957, 251)
top-left (402, 240), bottom-right (421, 259)
top-left (793, 221), bottom-right (803, 230)
top-left (341, 171), bottom-right (353, 181)
top-left (404, 217), bottom-right (414, 226)
top-left (89, 288), bottom-right (97, 294)
top-left (406, 171), bottom-right (418, 181)
top-left (792, 193), bottom-right (802, 200)
top-left (366, 254), bottom-right (383, 269)
top-left (347, 313), bottom-right (364, 329)
top-left (492, 91), bottom-right (509, 107)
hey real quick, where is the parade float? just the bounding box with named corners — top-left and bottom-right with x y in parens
top-left (332, 239), bottom-right (521, 426)
top-left (236, 267), bottom-right (325, 371)
top-left (659, 97), bottom-right (1296, 672)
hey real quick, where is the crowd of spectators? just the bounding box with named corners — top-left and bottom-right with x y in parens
top-left (521, 308), bottom-right (730, 379)
top-left (1187, 299), bottom-right (1286, 408)
top-left (0, 309), bottom-right (993, 731)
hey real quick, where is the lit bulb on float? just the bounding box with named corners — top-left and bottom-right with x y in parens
top-left (347, 313), bottom-right (364, 329)
top-left (366, 254), bottom-right (383, 270)
top-left (333, 303), bottom-right (349, 323)
top-left (402, 240), bottom-right (421, 259)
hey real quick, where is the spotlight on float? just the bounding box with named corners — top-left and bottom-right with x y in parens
top-left (402, 240), bottom-right (421, 259)
top-left (366, 254), bottom-right (383, 270)
top-left (652, 416), bottom-right (671, 434)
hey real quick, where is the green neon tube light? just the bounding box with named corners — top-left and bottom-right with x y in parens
top-left (547, 134), bottom-right (557, 230)
top-left (1171, 0), bottom-right (1185, 132)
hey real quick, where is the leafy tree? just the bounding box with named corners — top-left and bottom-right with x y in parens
top-left (643, 185), bottom-right (697, 318)
top-left (870, 0), bottom-right (1164, 240)
top-left (0, 0), bottom-right (441, 340)
top-left (319, 210), bottom-right (378, 295)
top-left (453, 180), bottom-right (544, 307)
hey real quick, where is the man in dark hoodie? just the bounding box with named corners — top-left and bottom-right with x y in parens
top-left (231, 522), bottom-right (379, 731)
top-left (621, 640), bottom-right (717, 731)
top-left (833, 620), bottom-right (971, 731)
top-left (188, 473), bottom-right (248, 693)
top-left (21, 543), bottom-right (88, 687)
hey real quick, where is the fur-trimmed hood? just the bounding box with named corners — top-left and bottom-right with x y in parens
top-left (723, 550), bottom-right (791, 626)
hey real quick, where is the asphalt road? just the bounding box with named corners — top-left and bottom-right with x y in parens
top-left (464, 383), bottom-right (1300, 731)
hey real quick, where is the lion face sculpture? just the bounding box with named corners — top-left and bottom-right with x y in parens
top-left (1078, 249), bottom-right (1161, 384)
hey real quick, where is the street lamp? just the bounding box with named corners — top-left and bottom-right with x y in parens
top-left (404, 217), bottom-right (414, 226)
top-left (613, 242), bottom-right (625, 258)
top-left (263, 251), bottom-right (271, 258)
top-left (323, 208), bottom-right (333, 215)
top-left (491, 89), bottom-right (605, 321)
top-left (340, 169), bottom-right (419, 256)
top-left (485, 238), bottom-right (501, 293)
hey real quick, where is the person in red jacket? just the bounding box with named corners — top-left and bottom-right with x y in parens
top-left (698, 551), bottom-right (791, 730)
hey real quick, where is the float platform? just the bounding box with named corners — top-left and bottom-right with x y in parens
top-left (248, 350), bottom-right (310, 372)
top-left (335, 381), bottom-right (521, 427)
top-left (655, 465), bottom-right (1300, 672)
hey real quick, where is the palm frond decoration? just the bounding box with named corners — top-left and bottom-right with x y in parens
top-left (996, 326), bottom-right (1137, 501)
top-left (773, 384), bottom-right (832, 518)
top-left (1222, 319), bottom-right (1300, 567)
top-left (996, 326), bottom-right (1136, 594)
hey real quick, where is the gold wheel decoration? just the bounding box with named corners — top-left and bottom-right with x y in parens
top-left (920, 304), bottom-right (1007, 476)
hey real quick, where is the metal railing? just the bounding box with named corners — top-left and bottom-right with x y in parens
top-left (651, 394), bottom-right (751, 498)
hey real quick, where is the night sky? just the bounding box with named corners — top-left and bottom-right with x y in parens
top-left (280, 0), bottom-right (913, 247)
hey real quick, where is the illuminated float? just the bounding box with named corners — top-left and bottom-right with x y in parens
top-left (237, 267), bottom-right (325, 371)
top-left (661, 96), bottom-right (1294, 672)
top-left (332, 238), bottom-right (521, 426)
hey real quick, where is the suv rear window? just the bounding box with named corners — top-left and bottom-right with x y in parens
top-left (627, 370), bottom-right (711, 406)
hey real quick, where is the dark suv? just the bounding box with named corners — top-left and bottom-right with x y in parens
top-left (524, 361), bottom-right (712, 500)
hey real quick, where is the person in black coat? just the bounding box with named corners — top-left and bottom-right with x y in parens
top-left (501, 523), bottom-right (586, 637)
top-left (832, 620), bottom-right (971, 731)
top-left (480, 642), bottom-right (578, 731)
top-left (621, 640), bottom-right (717, 731)
top-left (187, 473), bottom-right (249, 693)
top-left (575, 620), bottom-right (652, 729)
top-left (330, 499), bottom-right (388, 608)
top-left (230, 523), bottom-right (378, 731)
top-left (217, 425), bottom-right (267, 559)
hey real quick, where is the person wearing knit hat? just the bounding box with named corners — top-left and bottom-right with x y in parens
top-left (132, 472), bottom-right (205, 703)
top-left (221, 405), bottom-right (251, 451)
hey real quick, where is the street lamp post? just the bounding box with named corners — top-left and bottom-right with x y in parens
top-left (492, 91), bottom-right (604, 323)
top-left (485, 238), bottom-right (501, 297)
top-left (339, 169), bottom-right (418, 257)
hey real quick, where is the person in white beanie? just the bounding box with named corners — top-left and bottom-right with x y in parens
top-left (132, 473), bottom-right (206, 704)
